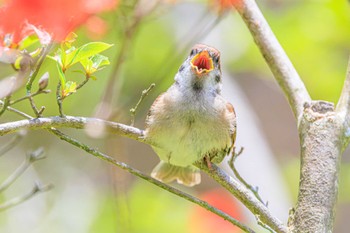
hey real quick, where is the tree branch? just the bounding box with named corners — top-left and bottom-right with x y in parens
top-left (0, 116), bottom-right (145, 143)
top-left (0, 182), bottom-right (52, 211)
top-left (0, 132), bottom-right (25, 156)
top-left (288, 101), bottom-right (342, 232)
top-left (235, 0), bottom-right (311, 121)
top-left (197, 162), bottom-right (287, 233)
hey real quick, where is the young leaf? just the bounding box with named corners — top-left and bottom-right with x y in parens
top-left (30, 48), bottom-right (43, 58)
top-left (80, 57), bottom-right (94, 74)
top-left (14, 56), bottom-right (23, 70)
top-left (65, 42), bottom-right (113, 68)
top-left (19, 34), bottom-right (39, 50)
top-left (80, 54), bottom-right (110, 76)
top-left (56, 62), bottom-right (66, 87)
top-left (62, 81), bottom-right (77, 97)
top-left (64, 32), bottom-right (78, 48)
top-left (91, 54), bottom-right (110, 68)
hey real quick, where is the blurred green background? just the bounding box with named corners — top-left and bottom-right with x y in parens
top-left (1, 0), bottom-right (350, 232)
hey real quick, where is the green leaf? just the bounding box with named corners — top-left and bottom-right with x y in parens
top-left (56, 62), bottom-right (66, 88)
top-left (64, 32), bottom-right (78, 48)
top-left (14, 56), bottom-right (23, 70)
top-left (60, 44), bottom-right (67, 70)
top-left (80, 57), bottom-right (94, 73)
top-left (65, 42), bottom-right (113, 68)
top-left (80, 54), bottom-right (110, 75)
top-left (29, 48), bottom-right (42, 58)
top-left (91, 54), bottom-right (110, 68)
top-left (62, 81), bottom-right (77, 97)
top-left (19, 34), bottom-right (39, 50)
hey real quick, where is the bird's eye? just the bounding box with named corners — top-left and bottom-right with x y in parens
top-left (213, 55), bottom-right (220, 64)
top-left (190, 49), bottom-right (196, 56)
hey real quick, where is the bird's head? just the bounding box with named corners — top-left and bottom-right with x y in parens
top-left (176, 44), bottom-right (222, 93)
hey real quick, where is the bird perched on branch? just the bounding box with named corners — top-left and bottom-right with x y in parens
top-left (145, 44), bottom-right (236, 186)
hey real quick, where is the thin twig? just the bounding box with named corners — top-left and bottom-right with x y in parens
top-left (76, 77), bottom-right (89, 90)
top-left (49, 128), bottom-right (255, 233)
top-left (0, 96), bottom-right (11, 117)
top-left (0, 147), bottom-right (46, 192)
top-left (130, 83), bottom-right (155, 126)
top-left (256, 215), bottom-right (276, 233)
top-left (228, 147), bottom-right (267, 206)
top-left (10, 90), bottom-right (50, 105)
top-left (0, 131), bottom-right (26, 156)
top-left (196, 162), bottom-right (288, 233)
top-left (235, 0), bottom-right (310, 122)
top-left (0, 100), bottom-right (33, 119)
top-left (0, 182), bottom-right (53, 211)
top-left (26, 43), bottom-right (53, 117)
top-left (94, 1), bottom-right (148, 120)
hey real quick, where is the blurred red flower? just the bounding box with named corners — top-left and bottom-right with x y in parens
top-left (210, 0), bottom-right (242, 13)
top-left (0, 0), bottom-right (117, 45)
top-left (188, 188), bottom-right (245, 233)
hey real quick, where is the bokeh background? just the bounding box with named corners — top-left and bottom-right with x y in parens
top-left (1, 0), bottom-right (350, 232)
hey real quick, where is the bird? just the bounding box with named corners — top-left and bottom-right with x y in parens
top-left (145, 44), bottom-right (236, 186)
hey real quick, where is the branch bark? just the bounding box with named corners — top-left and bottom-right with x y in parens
top-left (0, 116), bottom-right (144, 143)
top-left (288, 101), bottom-right (343, 232)
top-left (235, 0), bottom-right (311, 122)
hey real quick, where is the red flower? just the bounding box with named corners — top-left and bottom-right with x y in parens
top-left (188, 188), bottom-right (245, 233)
top-left (0, 0), bottom-right (117, 45)
top-left (209, 0), bottom-right (242, 13)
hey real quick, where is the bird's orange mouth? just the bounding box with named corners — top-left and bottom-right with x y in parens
top-left (190, 51), bottom-right (214, 75)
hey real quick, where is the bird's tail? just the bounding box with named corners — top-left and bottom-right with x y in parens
top-left (151, 161), bottom-right (201, 187)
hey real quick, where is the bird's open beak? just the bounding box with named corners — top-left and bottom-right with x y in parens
top-left (190, 51), bottom-right (214, 76)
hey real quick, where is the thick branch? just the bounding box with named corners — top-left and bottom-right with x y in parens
top-left (0, 116), bottom-right (144, 143)
top-left (235, 0), bottom-right (311, 121)
top-left (288, 101), bottom-right (342, 232)
top-left (198, 163), bottom-right (287, 233)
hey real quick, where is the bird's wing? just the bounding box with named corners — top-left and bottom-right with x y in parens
top-left (226, 102), bottom-right (237, 151)
top-left (145, 92), bottom-right (166, 128)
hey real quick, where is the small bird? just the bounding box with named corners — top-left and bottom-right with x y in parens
top-left (145, 44), bottom-right (236, 186)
